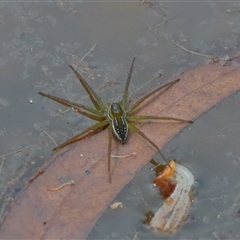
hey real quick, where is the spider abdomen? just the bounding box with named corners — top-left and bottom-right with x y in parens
top-left (108, 102), bottom-right (128, 143)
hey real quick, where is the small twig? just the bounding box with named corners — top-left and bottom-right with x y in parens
top-left (0, 202), bottom-right (7, 221)
top-left (11, 151), bottom-right (35, 183)
top-left (98, 81), bottom-right (120, 91)
top-left (54, 108), bottom-right (71, 117)
top-left (148, 20), bottom-right (176, 31)
top-left (171, 39), bottom-right (215, 58)
top-left (81, 43), bottom-right (97, 60)
top-left (0, 159), bottom-right (4, 175)
top-left (67, 43), bottom-right (97, 79)
top-left (137, 188), bottom-right (148, 207)
top-left (0, 144), bottom-right (36, 160)
top-left (117, 74), bottom-right (162, 103)
top-left (69, 54), bottom-right (91, 74)
top-left (132, 231), bottom-right (138, 240)
top-left (111, 152), bottom-right (136, 159)
top-left (28, 168), bottom-right (44, 183)
top-left (47, 180), bottom-right (75, 191)
top-left (130, 74), bottom-right (162, 97)
top-left (42, 130), bottom-right (58, 147)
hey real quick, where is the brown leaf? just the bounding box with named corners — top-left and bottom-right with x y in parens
top-left (1, 62), bottom-right (240, 239)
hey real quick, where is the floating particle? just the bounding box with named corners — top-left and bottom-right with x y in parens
top-left (110, 202), bottom-right (123, 209)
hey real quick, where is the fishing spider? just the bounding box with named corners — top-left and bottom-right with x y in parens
top-left (39, 58), bottom-right (192, 182)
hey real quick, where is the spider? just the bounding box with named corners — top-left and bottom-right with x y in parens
top-left (39, 58), bottom-right (192, 182)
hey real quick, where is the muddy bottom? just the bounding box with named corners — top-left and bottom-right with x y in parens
top-left (88, 90), bottom-right (240, 239)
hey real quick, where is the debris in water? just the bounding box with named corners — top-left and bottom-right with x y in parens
top-left (47, 180), bottom-right (75, 191)
top-left (110, 202), bottom-right (123, 209)
top-left (150, 160), bottom-right (194, 233)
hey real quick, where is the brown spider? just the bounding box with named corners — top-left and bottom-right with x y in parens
top-left (39, 58), bottom-right (192, 182)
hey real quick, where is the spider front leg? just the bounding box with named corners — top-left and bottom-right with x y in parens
top-left (69, 65), bottom-right (105, 111)
top-left (53, 120), bottom-right (109, 151)
top-left (108, 126), bottom-right (113, 183)
top-left (38, 92), bottom-right (104, 117)
top-left (128, 122), bottom-right (168, 163)
top-left (127, 78), bottom-right (181, 114)
top-left (121, 57), bottom-right (136, 109)
top-left (128, 115), bottom-right (193, 124)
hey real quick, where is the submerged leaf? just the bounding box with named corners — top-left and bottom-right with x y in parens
top-left (1, 60), bottom-right (240, 239)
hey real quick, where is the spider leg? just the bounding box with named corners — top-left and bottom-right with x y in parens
top-left (108, 126), bottom-right (113, 183)
top-left (128, 115), bottom-right (193, 123)
top-left (128, 122), bottom-right (167, 163)
top-left (53, 120), bottom-right (109, 151)
top-left (69, 65), bottom-right (105, 111)
top-left (38, 92), bottom-right (104, 117)
top-left (39, 92), bottom-right (104, 121)
top-left (121, 57), bottom-right (136, 108)
top-left (128, 79), bottom-right (180, 114)
top-left (72, 108), bottom-right (105, 122)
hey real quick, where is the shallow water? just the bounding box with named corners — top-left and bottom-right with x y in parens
top-left (0, 0), bottom-right (240, 229)
top-left (88, 90), bottom-right (240, 239)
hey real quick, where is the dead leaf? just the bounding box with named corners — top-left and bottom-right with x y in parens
top-left (1, 59), bottom-right (240, 239)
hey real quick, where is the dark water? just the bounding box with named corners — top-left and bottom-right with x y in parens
top-left (88, 90), bottom-right (240, 239)
top-left (0, 1), bottom-right (240, 234)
